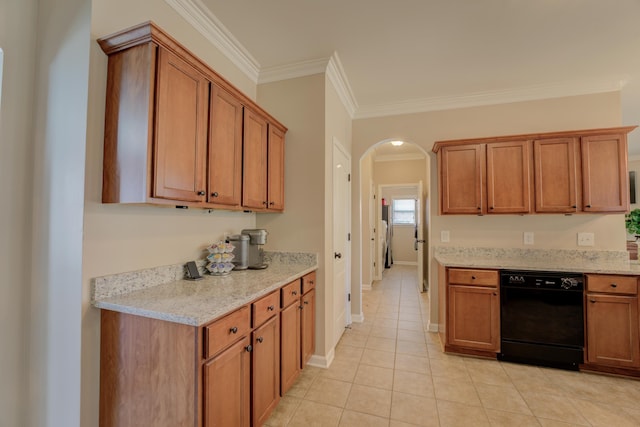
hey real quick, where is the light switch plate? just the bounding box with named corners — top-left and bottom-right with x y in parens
top-left (524, 232), bottom-right (534, 245)
top-left (441, 230), bottom-right (450, 242)
top-left (578, 232), bottom-right (595, 246)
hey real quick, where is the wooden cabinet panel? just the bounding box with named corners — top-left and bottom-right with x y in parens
top-left (252, 291), bottom-right (279, 328)
top-left (533, 138), bottom-right (579, 213)
top-left (99, 311), bottom-right (197, 427)
top-left (440, 144), bottom-right (484, 214)
top-left (302, 271), bottom-right (316, 294)
top-left (581, 134), bottom-right (629, 212)
top-left (204, 306), bottom-right (251, 359)
top-left (281, 280), bottom-right (301, 309)
top-left (587, 275), bottom-right (638, 295)
top-left (280, 300), bottom-right (301, 395)
top-left (252, 315), bottom-right (280, 426)
top-left (203, 336), bottom-right (251, 427)
top-left (448, 269), bottom-right (499, 287)
top-left (586, 293), bottom-right (640, 368)
top-left (243, 108), bottom-right (269, 209)
top-left (486, 140), bottom-right (532, 213)
top-left (208, 84), bottom-right (243, 207)
top-left (301, 288), bottom-right (316, 367)
top-left (154, 47), bottom-right (208, 202)
top-left (447, 285), bottom-right (500, 351)
top-left (268, 125), bottom-right (286, 211)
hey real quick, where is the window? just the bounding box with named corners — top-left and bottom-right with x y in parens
top-left (392, 198), bottom-right (416, 225)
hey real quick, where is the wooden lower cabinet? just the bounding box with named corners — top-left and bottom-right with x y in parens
top-left (301, 288), bottom-right (316, 367)
top-left (280, 299), bottom-right (301, 395)
top-left (586, 293), bottom-right (640, 368)
top-left (445, 268), bottom-right (500, 353)
top-left (252, 315), bottom-right (280, 426)
top-left (203, 336), bottom-right (251, 427)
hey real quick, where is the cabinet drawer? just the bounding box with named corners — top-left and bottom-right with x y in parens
top-left (281, 280), bottom-right (301, 308)
top-left (448, 268), bottom-right (499, 287)
top-left (586, 275), bottom-right (638, 295)
top-left (252, 291), bottom-right (279, 328)
top-left (204, 305), bottom-right (251, 359)
top-left (302, 272), bottom-right (316, 294)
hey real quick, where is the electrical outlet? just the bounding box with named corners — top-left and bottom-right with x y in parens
top-left (578, 232), bottom-right (595, 246)
top-left (524, 232), bottom-right (534, 245)
top-left (441, 230), bottom-right (450, 242)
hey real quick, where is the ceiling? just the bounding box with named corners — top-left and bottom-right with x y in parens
top-left (197, 0), bottom-right (640, 150)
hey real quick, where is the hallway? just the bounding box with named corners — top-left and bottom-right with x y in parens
top-left (265, 265), bottom-right (640, 426)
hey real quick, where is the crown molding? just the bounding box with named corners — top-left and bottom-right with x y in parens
top-left (374, 153), bottom-right (426, 162)
top-left (355, 78), bottom-right (628, 119)
top-left (258, 57), bottom-right (329, 84)
top-left (326, 52), bottom-right (358, 118)
top-left (163, 0), bottom-right (260, 83)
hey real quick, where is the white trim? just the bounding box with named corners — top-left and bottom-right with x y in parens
top-left (259, 57), bottom-right (329, 84)
top-left (326, 52), bottom-right (358, 118)
top-left (629, 155), bottom-right (640, 162)
top-left (307, 347), bottom-right (335, 369)
top-left (362, 282), bottom-right (372, 291)
top-left (393, 261), bottom-right (418, 266)
top-left (427, 322), bottom-right (440, 333)
top-left (163, 0), bottom-right (260, 82)
top-left (374, 153), bottom-right (426, 162)
top-left (355, 78), bottom-right (626, 119)
top-left (351, 313), bottom-right (364, 323)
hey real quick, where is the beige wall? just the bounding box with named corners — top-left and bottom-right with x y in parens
top-left (352, 92), bottom-right (625, 330)
top-left (256, 74), bottom-right (329, 356)
top-left (0, 1), bottom-right (38, 425)
top-left (360, 155), bottom-right (374, 287)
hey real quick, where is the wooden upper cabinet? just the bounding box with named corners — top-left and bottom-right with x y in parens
top-left (581, 134), bottom-right (629, 212)
top-left (434, 126), bottom-right (636, 215)
top-left (486, 140), bottom-right (532, 214)
top-left (208, 84), bottom-right (243, 207)
top-left (439, 144), bottom-right (484, 214)
top-left (243, 108), bottom-right (269, 210)
top-left (268, 126), bottom-right (286, 211)
top-left (98, 22), bottom-right (287, 211)
top-left (534, 138), bottom-right (579, 213)
top-left (154, 48), bottom-right (209, 202)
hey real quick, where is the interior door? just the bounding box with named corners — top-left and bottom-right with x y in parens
top-left (332, 139), bottom-right (351, 347)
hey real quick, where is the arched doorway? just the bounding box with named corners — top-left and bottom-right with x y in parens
top-left (358, 139), bottom-right (431, 319)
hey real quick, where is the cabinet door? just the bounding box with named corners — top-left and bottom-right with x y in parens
top-left (486, 141), bottom-right (532, 214)
top-left (301, 288), bottom-right (316, 367)
top-left (534, 138), bottom-right (579, 213)
top-left (447, 285), bottom-right (499, 351)
top-left (242, 108), bottom-right (269, 209)
top-left (154, 48), bottom-right (208, 202)
top-left (280, 300), bottom-right (301, 395)
top-left (208, 84), bottom-right (243, 207)
top-left (203, 336), bottom-right (251, 427)
top-left (268, 125), bottom-right (286, 211)
top-left (252, 315), bottom-right (280, 426)
top-left (439, 144), bottom-right (484, 214)
top-left (581, 134), bottom-right (629, 212)
top-left (586, 293), bottom-right (640, 368)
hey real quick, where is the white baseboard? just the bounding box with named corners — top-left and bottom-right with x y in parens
top-left (362, 282), bottom-right (372, 291)
top-left (393, 261), bottom-right (418, 266)
top-left (307, 347), bottom-right (335, 369)
top-left (426, 322), bottom-right (440, 333)
top-left (351, 313), bottom-right (364, 323)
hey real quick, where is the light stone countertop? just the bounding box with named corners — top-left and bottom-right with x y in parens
top-left (92, 252), bottom-right (318, 326)
top-left (434, 246), bottom-right (640, 275)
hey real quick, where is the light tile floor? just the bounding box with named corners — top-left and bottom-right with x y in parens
top-left (265, 265), bottom-right (640, 427)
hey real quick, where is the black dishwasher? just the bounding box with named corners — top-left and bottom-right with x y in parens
top-left (498, 270), bottom-right (584, 370)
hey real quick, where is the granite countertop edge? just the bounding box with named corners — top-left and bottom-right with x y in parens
top-left (434, 250), bottom-right (640, 275)
top-left (93, 254), bottom-right (318, 327)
